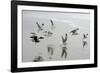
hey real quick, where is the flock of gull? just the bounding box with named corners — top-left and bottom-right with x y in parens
top-left (29, 19), bottom-right (88, 62)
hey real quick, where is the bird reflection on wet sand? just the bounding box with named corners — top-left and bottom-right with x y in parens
top-left (47, 45), bottom-right (55, 59)
top-left (33, 56), bottom-right (44, 62)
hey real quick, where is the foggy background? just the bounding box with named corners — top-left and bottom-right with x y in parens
top-left (22, 10), bottom-right (90, 62)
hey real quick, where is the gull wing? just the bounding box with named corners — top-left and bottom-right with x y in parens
top-left (50, 19), bottom-right (54, 26)
top-left (36, 22), bottom-right (42, 30)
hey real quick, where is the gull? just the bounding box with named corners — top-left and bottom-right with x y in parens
top-left (61, 33), bottom-right (68, 44)
top-left (50, 19), bottom-right (55, 29)
top-left (30, 33), bottom-right (40, 43)
top-left (36, 22), bottom-right (43, 32)
top-left (70, 28), bottom-right (79, 36)
top-left (83, 33), bottom-right (88, 39)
